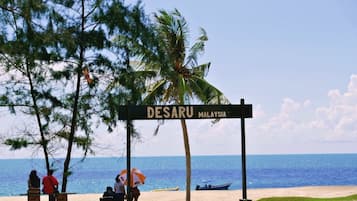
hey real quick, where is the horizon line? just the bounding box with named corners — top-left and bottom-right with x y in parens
top-left (0, 152), bottom-right (356, 160)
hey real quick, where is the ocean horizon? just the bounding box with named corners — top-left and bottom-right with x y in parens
top-left (1, 153), bottom-right (357, 196)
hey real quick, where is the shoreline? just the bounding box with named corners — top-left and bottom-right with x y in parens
top-left (2, 186), bottom-right (357, 201)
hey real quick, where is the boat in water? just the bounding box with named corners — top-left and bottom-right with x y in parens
top-left (152, 186), bottom-right (180, 192)
top-left (195, 182), bottom-right (232, 190)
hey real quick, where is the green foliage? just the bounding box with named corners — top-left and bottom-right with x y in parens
top-left (4, 138), bottom-right (29, 150)
top-left (257, 194), bottom-right (357, 201)
top-left (2, 1), bottom-right (225, 197)
top-left (1, 0), bottom-right (156, 193)
top-left (100, 1), bottom-right (157, 133)
top-left (140, 9), bottom-right (229, 106)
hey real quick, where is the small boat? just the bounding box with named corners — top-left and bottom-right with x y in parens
top-left (152, 186), bottom-right (180, 192)
top-left (195, 182), bottom-right (232, 190)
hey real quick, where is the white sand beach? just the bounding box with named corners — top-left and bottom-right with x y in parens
top-left (1, 186), bottom-right (357, 201)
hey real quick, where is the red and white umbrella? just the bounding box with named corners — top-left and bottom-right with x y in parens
top-left (119, 168), bottom-right (146, 187)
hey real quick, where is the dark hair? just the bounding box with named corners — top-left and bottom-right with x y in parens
top-left (115, 174), bottom-right (120, 182)
top-left (48, 169), bottom-right (54, 175)
top-left (106, 186), bottom-right (113, 192)
top-left (29, 170), bottom-right (40, 188)
top-left (30, 170), bottom-right (37, 177)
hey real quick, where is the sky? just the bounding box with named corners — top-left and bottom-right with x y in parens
top-left (1, 0), bottom-right (357, 158)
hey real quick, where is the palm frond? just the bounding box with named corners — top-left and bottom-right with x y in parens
top-left (188, 76), bottom-right (230, 105)
top-left (155, 9), bottom-right (188, 72)
top-left (143, 9), bottom-right (230, 106)
top-left (143, 79), bottom-right (166, 104)
top-left (185, 28), bottom-right (208, 67)
top-left (178, 76), bottom-right (187, 104)
top-left (153, 119), bottom-right (165, 136)
top-left (191, 62), bottom-right (210, 78)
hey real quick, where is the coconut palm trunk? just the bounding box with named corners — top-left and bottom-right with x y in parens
top-left (181, 119), bottom-right (191, 201)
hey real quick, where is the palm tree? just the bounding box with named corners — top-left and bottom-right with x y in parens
top-left (140, 9), bottom-right (229, 201)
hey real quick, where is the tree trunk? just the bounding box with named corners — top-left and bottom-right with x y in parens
top-left (61, 66), bottom-right (81, 192)
top-left (26, 60), bottom-right (51, 172)
top-left (61, 0), bottom-right (86, 193)
top-left (180, 119), bottom-right (191, 201)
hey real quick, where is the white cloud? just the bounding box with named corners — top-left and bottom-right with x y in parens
top-left (253, 104), bottom-right (266, 118)
top-left (303, 100), bottom-right (311, 107)
top-left (260, 98), bottom-right (310, 131)
top-left (311, 74), bottom-right (357, 139)
top-left (247, 74), bottom-right (357, 154)
top-left (257, 74), bottom-right (357, 143)
top-left (348, 74), bottom-right (357, 93)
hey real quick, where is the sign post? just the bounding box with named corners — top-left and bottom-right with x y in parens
top-left (126, 119), bottom-right (132, 201)
top-left (119, 99), bottom-right (253, 201)
top-left (240, 99), bottom-right (251, 201)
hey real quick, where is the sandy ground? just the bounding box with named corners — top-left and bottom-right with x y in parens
top-left (2, 186), bottom-right (357, 201)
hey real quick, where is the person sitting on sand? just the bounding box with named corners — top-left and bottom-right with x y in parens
top-left (28, 170), bottom-right (40, 189)
top-left (103, 186), bottom-right (115, 198)
top-left (42, 169), bottom-right (59, 201)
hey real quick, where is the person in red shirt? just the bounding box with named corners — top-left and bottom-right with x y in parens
top-left (42, 169), bottom-right (59, 201)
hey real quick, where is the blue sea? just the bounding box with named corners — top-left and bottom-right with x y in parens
top-left (1, 154), bottom-right (357, 196)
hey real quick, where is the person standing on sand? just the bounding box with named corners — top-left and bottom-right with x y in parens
top-left (42, 169), bottom-right (59, 201)
top-left (131, 183), bottom-right (141, 201)
top-left (114, 174), bottom-right (126, 201)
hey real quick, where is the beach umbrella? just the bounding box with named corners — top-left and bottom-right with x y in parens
top-left (119, 168), bottom-right (146, 187)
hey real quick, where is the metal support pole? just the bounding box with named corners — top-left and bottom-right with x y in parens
top-left (126, 118), bottom-right (132, 201)
top-left (240, 99), bottom-right (251, 201)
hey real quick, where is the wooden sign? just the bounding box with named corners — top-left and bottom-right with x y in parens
top-left (118, 104), bottom-right (252, 120)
